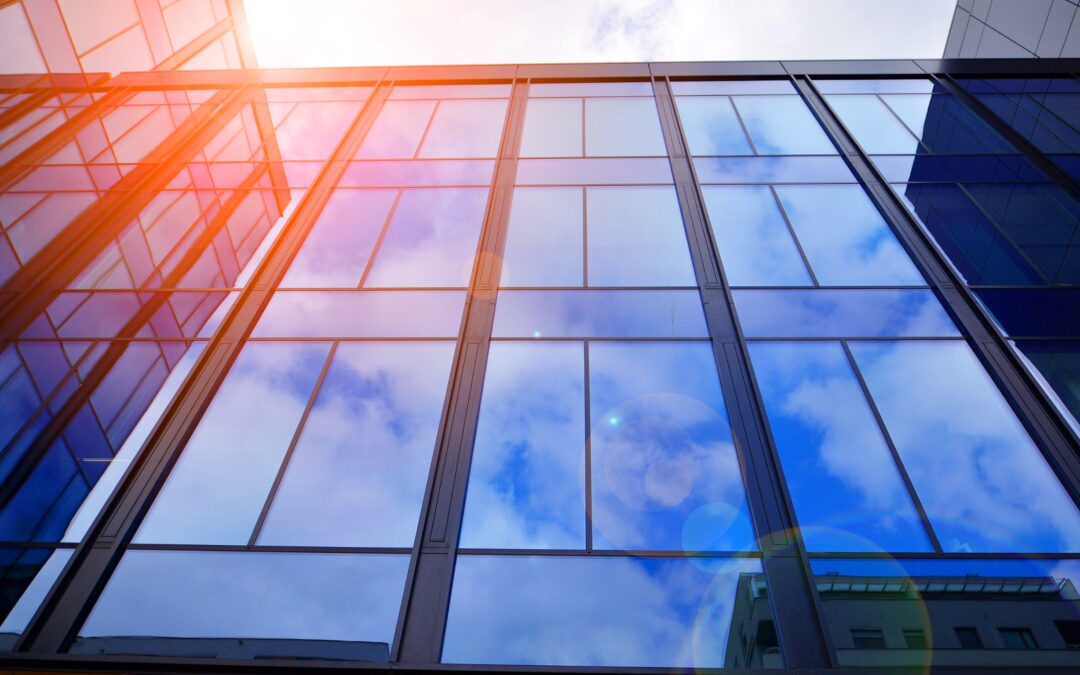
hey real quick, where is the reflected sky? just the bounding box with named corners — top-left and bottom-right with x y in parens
top-left (824, 95), bottom-right (921, 154)
top-left (749, 342), bottom-right (931, 552)
top-left (774, 185), bottom-right (925, 285)
top-left (259, 342), bottom-right (455, 547)
top-left (443, 555), bottom-right (764, 667)
top-left (734, 96), bottom-right (836, 155)
top-left (355, 100), bottom-right (435, 159)
top-left (734, 289), bottom-right (959, 338)
top-left (501, 187), bottom-right (583, 287)
top-left (252, 291), bottom-right (466, 338)
top-left (417, 99), bottom-right (507, 158)
top-left (135, 343), bottom-right (331, 544)
top-left (701, 185), bottom-right (812, 286)
top-left (515, 157), bottom-right (673, 185)
top-left (850, 341), bottom-right (1080, 553)
top-left (674, 96), bottom-right (754, 156)
top-left (460, 342), bottom-right (586, 549)
top-left (589, 342), bottom-right (754, 552)
top-left (0, 548), bottom-right (72, 637)
top-left (584, 98), bottom-right (666, 157)
top-left (81, 551), bottom-right (408, 649)
top-left (519, 98), bottom-right (581, 158)
top-left (492, 290), bottom-right (708, 338)
top-left (693, 156), bottom-right (856, 184)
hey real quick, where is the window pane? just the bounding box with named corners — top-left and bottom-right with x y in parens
top-left (734, 290), bottom-right (959, 338)
top-left (515, 158), bottom-right (673, 184)
top-left (849, 341), bottom-right (1080, 553)
top-left (252, 291), bottom-right (466, 338)
top-left (501, 187), bottom-right (583, 287)
top-left (492, 290), bottom-right (708, 338)
top-left (734, 96), bottom-right (836, 155)
top-left (134, 343), bottom-right (331, 544)
top-left (586, 186), bottom-right (695, 286)
top-left (418, 99), bottom-right (507, 158)
top-left (701, 186), bottom-right (812, 286)
top-left (519, 98), bottom-right (581, 158)
top-left (694, 156), bottom-right (856, 183)
top-left (774, 185), bottom-right (925, 285)
top-left (531, 82), bottom-right (653, 97)
top-left (0, 548), bottom-right (72, 645)
top-left (341, 159), bottom-right (495, 186)
top-left (258, 342), bottom-right (455, 547)
top-left (825, 95), bottom-right (921, 154)
top-left (748, 342), bottom-right (931, 552)
top-left (354, 100), bottom-right (435, 159)
top-left (77, 551), bottom-right (408, 660)
top-left (280, 189), bottom-right (397, 287)
top-left (443, 555), bottom-right (770, 667)
top-left (589, 342), bottom-right (755, 551)
top-left (363, 188), bottom-right (487, 288)
top-left (584, 98), bottom-right (665, 156)
top-left (459, 342), bottom-right (586, 549)
top-left (674, 96), bottom-right (753, 155)
top-left (673, 80), bottom-right (796, 95)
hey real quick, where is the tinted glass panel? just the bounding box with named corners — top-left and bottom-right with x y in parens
top-left (519, 98), bottom-right (581, 157)
top-left (749, 342), bottom-right (931, 552)
top-left (501, 187), bottom-right (583, 287)
top-left (492, 290), bottom-right (708, 338)
top-left (586, 186), bottom-right (695, 286)
top-left (589, 342), bottom-right (754, 551)
top-left (0, 548), bottom-right (72, 647)
top-left (674, 96), bottom-right (753, 156)
top-left (515, 158), bottom-right (673, 185)
top-left (459, 342), bottom-right (586, 549)
top-left (444, 555), bottom-right (769, 667)
top-left (824, 96), bottom-right (921, 154)
top-left (694, 156), bottom-right (856, 183)
top-left (850, 341), bottom-right (1080, 553)
top-left (252, 291), bottom-right (466, 338)
top-left (258, 343), bottom-right (455, 547)
top-left (584, 98), bottom-right (665, 156)
top-left (734, 96), bottom-right (836, 155)
top-left (354, 100), bottom-right (434, 159)
top-left (418, 99), bottom-right (507, 158)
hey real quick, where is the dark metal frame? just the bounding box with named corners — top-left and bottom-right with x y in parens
top-left (1, 57), bottom-right (1079, 674)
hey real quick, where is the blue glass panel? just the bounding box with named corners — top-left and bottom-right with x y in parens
top-left (734, 290), bottom-right (959, 338)
top-left (774, 185), bottom-right (925, 285)
top-left (252, 291), bottom-right (466, 338)
top-left (585, 98), bottom-right (666, 157)
top-left (519, 98), bottom-right (581, 158)
top-left (1013, 340), bottom-right (1080, 432)
top-left (340, 160), bottom-right (495, 187)
top-left (418, 99), bottom-right (508, 158)
top-left (443, 555), bottom-right (769, 667)
top-left (354, 100), bottom-right (435, 159)
top-left (589, 342), bottom-right (754, 552)
top-left (586, 186), bottom-right (695, 286)
top-left (815, 79), bottom-right (935, 94)
top-left (491, 290), bottom-right (708, 338)
top-left (77, 551), bottom-right (408, 660)
top-left (673, 80), bottom-right (796, 95)
top-left (0, 548), bottom-right (72, 646)
top-left (884, 94), bottom-right (1014, 154)
top-left (701, 186), bottom-right (811, 286)
top-left (975, 289), bottom-right (1080, 338)
top-left (501, 187), bottom-right (583, 287)
top-left (673, 96), bottom-right (753, 156)
top-left (258, 342), bottom-right (455, 547)
top-left (515, 158), bottom-right (673, 185)
top-left (363, 188), bottom-right (488, 288)
top-left (134, 343), bottom-right (330, 544)
top-left (280, 190), bottom-right (397, 287)
top-left (693, 156), bottom-right (855, 183)
top-left (824, 95), bottom-right (921, 154)
top-left (850, 341), bottom-right (1080, 553)
top-left (460, 342), bottom-right (586, 549)
top-left (530, 82), bottom-right (653, 97)
top-left (748, 342), bottom-right (931, 552)
top-left (734, 96), bottom-right (836, 155)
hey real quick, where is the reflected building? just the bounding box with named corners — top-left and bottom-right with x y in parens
top-left (1, 3), bottom-right (1080, 674)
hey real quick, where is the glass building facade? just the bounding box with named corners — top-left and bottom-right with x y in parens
top-left (1, 6), bottom-right (1080, 673)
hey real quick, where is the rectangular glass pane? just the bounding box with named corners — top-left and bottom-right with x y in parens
top-left (418, 99), bottom-right (507, 158)
top-left (530, 82), bottom-right (653, 97)
top-left (77, 551), bottom-right (408, 660)
top-left (519, 98), bottom-right (581, 158)
top-left (492, 290), bottom-right (708, 338)
top-left (701, 185), bottom-right (812, 286)
top-left (748, 342), bottom-right (931, 552)
top-left (673, 80), bottom-right (796, 95)
top-left (734, 289), bottom-right (959, 338)
top-left (501, 187), bottom-right (583, 287)
top-left (824, 95), bottom-right (921, 154)
top-left (774, 185), bottom-right (925, 285)
top-left (252, 291), bottom-right (466, 338)
top-left (341, 159), bottom-right (495, 187)
top-left (133, 343), bottom-right (330, 544)
top-left (0, 547), bottom-right (72, 649)
top-left (584, 97), bottom-right (665, 156)
top-left (586, 186), bottom-right (695, 286)
top-left (444, 555), bottom-right (771, 667)
top-left (589, 342), bottom-right (755, 551)
top-left (459, 342), bottom-right (586, 549)
top-left (849, 341), bottom-right (1080, 553)
top-left (694, 156), bottom-right (856, 183)
top-left (516, 158), bottom-right (673, 185)
top-left (390, 84), bottom-right (511, 99)
top-left (354, 100), bottom-right (435, 159)
top-left (363, 188), bottom-right (488, 288)
top-left (674, 96), bottom-right (754, 156)
top-left (258, 342), bottom-right (455, 547)
top-left (734, 96), bottom-right (836, 155)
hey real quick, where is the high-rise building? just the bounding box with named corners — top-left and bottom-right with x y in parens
top-left (944, 0), bottom-right (1080, 58)
top-left (1, 2), bottom-right (1080, 673)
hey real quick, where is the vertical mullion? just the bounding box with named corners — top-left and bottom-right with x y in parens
top-left (652, 75), bottom-right (834, 669)
top-left (583, 339), bottom-right (593, 551)
top-left (839, 339), bottom-right (943, 554)
top-left (13, 72), bottom-right (394, 654)
top-left (581, 186), bottom-right (589, 286)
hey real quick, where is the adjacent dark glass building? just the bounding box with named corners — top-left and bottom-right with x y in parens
top-left (1, 3), bottom-right (1080, 673)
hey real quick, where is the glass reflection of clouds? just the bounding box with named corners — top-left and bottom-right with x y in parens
top-left (674, 96), bottom-right (754, 156)
top-left (850, 341), bottom-right (1080, 553)
top-left (460, 342), bottom-right (586, 549)
top-left (589, 342), bottom-right (754, 552)
top-left (492, 290), bottom-right (708, 338)
top-left (443, 555), bottom-right (764, 667)
top-left (749, 342), bottom-right (931, 552)
top-left (259, 342), bottom-right (455, 547)
top-left (733, 96), bottom-right (836, 156)
top-left (500, 187), bottom-right (583, 287)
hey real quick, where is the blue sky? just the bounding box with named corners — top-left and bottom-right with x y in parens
top-left (246, 0), bottom-right (959, 68)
